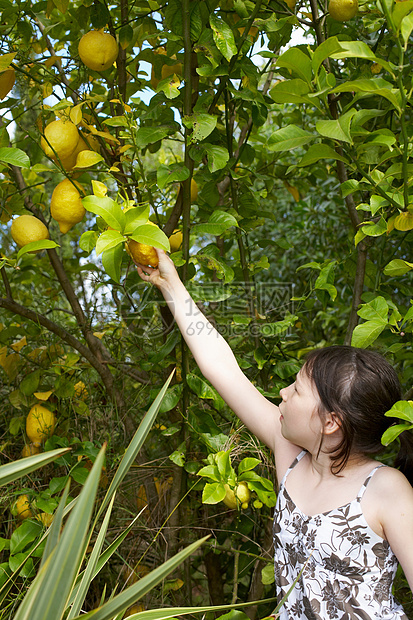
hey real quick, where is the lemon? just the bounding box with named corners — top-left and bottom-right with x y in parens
top-left (178, 178), bottom-right (198, 203)
top-left (50, 178), bottom-right (85, 233)
top-left (74, 380), bottom-right (88, 399)
top-left (41, 119), bottom-right (80, 160)
top-left (169, 229), bottom-right (183, 252)
top-left (128, 239), bottom-right (159, 267)
top-left (78, 29), bottom-right (119, 72)
top-left (36, 512), bottom-right (53, 527)
top-left (328, 0), bottom-right (358, 21)
top-left (21, 443), bottom-right (41, 458)
top-left (0, 68), bottom-right (15, 100)
top-left (14, 494), bottom-right (32, 520)
top-left (26, 404), bottom-right (56, 446)
top-left (11, 215), bottom-right (49, 249)
top-left (236, 481), bottom-right (251, 504)
top-left (222, 483), bottom-right (237, 509)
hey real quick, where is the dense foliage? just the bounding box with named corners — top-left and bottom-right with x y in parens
top-left (0, 0), bottom-right (412, 616)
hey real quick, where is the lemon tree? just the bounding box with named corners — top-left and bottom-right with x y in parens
top-left (0, 0), bottom-right (413, 615)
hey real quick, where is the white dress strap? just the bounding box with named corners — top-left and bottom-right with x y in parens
top-left (356, 463), bottom-right (386, 501)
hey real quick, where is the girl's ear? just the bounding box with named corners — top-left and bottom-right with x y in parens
top-left (323, 412), bottom-right (341, 435)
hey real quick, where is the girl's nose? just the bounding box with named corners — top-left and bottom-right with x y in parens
top-left (280, 386), bottom-right (287, 400)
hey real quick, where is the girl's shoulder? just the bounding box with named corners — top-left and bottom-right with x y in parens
top-left (366, 463), bottom-right (413, 510)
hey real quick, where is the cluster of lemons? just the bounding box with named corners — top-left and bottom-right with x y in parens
top-left (12, 403), bottom-right (56, 525)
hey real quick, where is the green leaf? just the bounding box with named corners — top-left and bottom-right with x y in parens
top-left (103, 116), bottom-right (128, 127)
top-left (202, 482), bottom-right (226, 504)
top-left (192, 210), bottom-right (237, 236)
top-left (296, 143), bottom-right (348, 167)
top-left (135, 125), bottom-right (178, 148)
top-left (157, 75), bottom-right (181, 99)
top-left (268, 125), bottom-right (315, 152)
top-left (216, 450), bottom-right (232, 479)
top-left (0, 52), bottom-right (16, 72)
top-left (102, 244), bottom-right (124, 284)
top-left (384, 259), bottom-right (413, 277)
top-left (0, 448), bottom-right (70, 487)
top-left (276, 47), bottom-right (312, 84)
top-left (203, 144), bottom-right (229, 172)
top-left (79, 231), bottom-right (99, 254)
top-left (184, 113), bottom-right (218, 142)
top-left (269, 79), bottom-right (315, 106)
top-left (158, 384), bottom-right (183, 413)
top-left (330, 41), bottom-right (376, 61)
top-left (169, 442), bottom-right (186, 467)
top-left (97, 371), bottom-right (175, 519)
top-left (82, 196), bottom-right (125, 231)
top-left (95, 230), bottom-right (125, 256)
top-left (392, 0), bottom-right (413, 30)
top-left (311, 36), bottom-right (342, 77)
top-left (67, 496), bottom-right (115, 619)
top-left (0, 147), bottom-right (30, 168)
top-left (157, 163), bottom-right (190, 189)
top-left (316, 109), bottom-right (356, 144)
top-left (351, 319), bottom-right (387, 348)
top-left (10, 520), bottom-right (43, 555)
top-left (124, 206), bottom-right (150, 235)
top-left (401, 11), bottom-right (413, 48)
top-left (197, 465), bottom-right (220, 481)
top-left (381, 423), bottom-right (413, 446)
top-left (209, 13), bottom-right (237, 61)
top-left (261, 563), bottom-right (275, 585)
top-left (14, 447), bottom-right (106, 620)
top-left (361, 217), bottom-right (387, 237)
top-left (19, 370), bottom-right (41, 396)
top-left (187, 373), bottom-right (217, 400)
top-left (357, 296), bottom-right (388, 321)
top-left (314, 262), bottom-right (337, 300)
top-left (384, 400), bottom-right (413, 423)
top-left (16, 240), bottom-right (59, 259)
top-left (238, 457), bottom-right (261, 474)
top-left (128, 224), bottom-right (170, 251)
top-left (330, 79), bottom-right (402, 112)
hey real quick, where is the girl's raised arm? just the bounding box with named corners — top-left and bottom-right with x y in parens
top-left (136, 250), bottom-right (297, 468)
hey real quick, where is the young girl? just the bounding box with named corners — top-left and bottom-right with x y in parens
top-left (136, 250), bottom-right (413, 620)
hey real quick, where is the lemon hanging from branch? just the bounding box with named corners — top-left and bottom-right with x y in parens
top-left (26, 404), bottom-right (56, 446)
top-left (328, 0), bottom-right (358, 21)
top-left (41, 119), bottom-right (80, 160)
top-left (78, 29), bottom-right (119, 72)
top-left (50, 178), bottom-right (86, 233)
top-left (11, 215), bottom-right (49, 249)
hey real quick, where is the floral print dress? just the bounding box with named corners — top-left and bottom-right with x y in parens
top-left (273, 451), bottom-right (408, 620)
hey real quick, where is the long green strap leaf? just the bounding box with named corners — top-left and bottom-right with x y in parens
top-left (73, 535), bottom-right (210, 620)
top-left (0, 448), bottom-right (71, 486)
top-left (40, 480), bottom-right (71, 570)
top-left (97, 369), bottom-right (175, 519)
top-left (14, 446), bottom-right (106, 620)
top-left (67, 495), bottom-right (115, 618)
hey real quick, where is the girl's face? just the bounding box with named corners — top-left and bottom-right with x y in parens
top-left (279, 369), bottom-right (324, 451)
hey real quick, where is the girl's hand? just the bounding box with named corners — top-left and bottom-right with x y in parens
top-left (135, 248), bottom-right (179, 290)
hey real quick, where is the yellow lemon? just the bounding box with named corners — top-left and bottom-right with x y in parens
top-left (236, 481), bottom-right (251, 504)
top-left (58, 134), bottom-right (99, 172)
top-left (11, 215), bottom-right (49, 249)
top-left (328, 0), bottom-right (358, 21)
top-left (0, 68), bottom-right (15, 100)
top-left (222, 483), bottom-right (237, 509)
top-left (14, 494), bottom-right (32, 520)
top-left (178, 178), bottom-right (198, 202)
top-left (41, 119), bottom-right (80, 160)
top-left (128, 239), bottom-right (159, 267)
top-left (26, 404), bottom-right (56, 445)
top-left (169, 229), bottom-right (183, 252)
top-left (37, 512), bottom-right (53, 527)
top-left (50, 178), bottom-right (85, 233)
top-left (74, 380), bottom-right (88, 399)
top-left (78, 29), bottom-right (119, 72)
top-left (21, 443), bottom-right (41, 458)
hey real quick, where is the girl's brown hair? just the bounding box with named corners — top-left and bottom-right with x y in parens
top-left (303, 346), bottom-right (413, 483)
